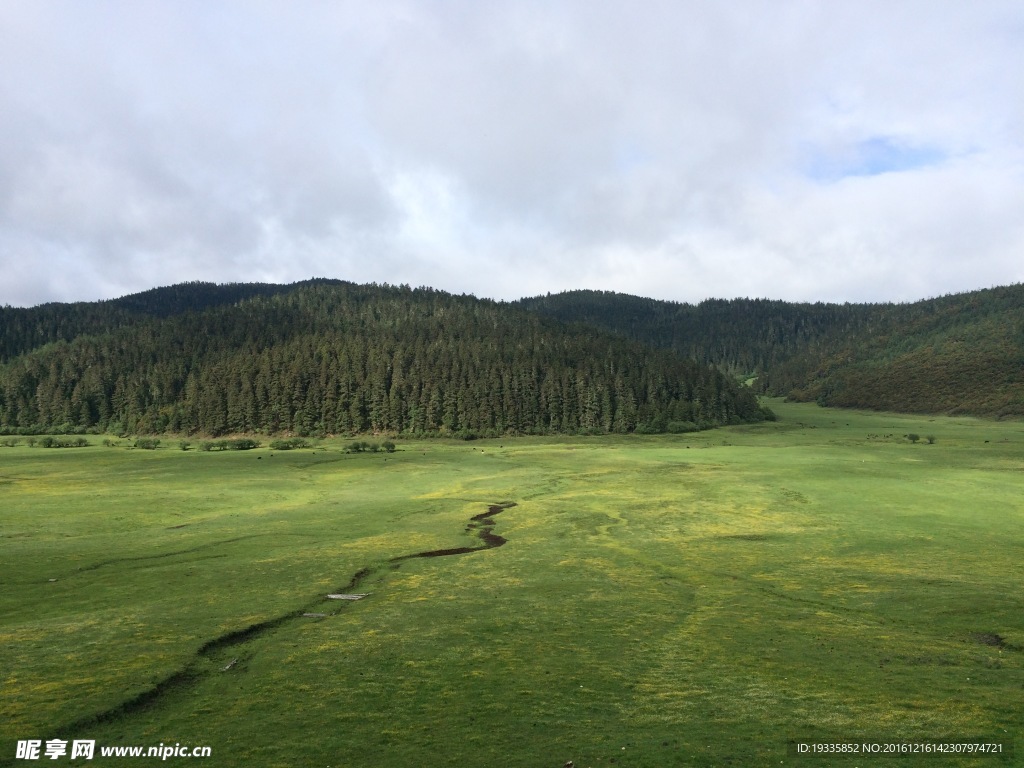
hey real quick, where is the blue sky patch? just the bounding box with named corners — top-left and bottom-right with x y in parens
top-left (801, 137), bottom-right (947, 182)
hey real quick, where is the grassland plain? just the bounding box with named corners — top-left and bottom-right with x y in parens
top-left (1, 401), bottom-right (1022, 767)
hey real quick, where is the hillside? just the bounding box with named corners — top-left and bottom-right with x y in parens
top-left (787, 285), bottom-right (1024, 416)
top-left (518, 284), bottom-right (1024, 418)
top-left (0, 281), bottom-right (769, 436)
top-left (0, 280), bottom-right (323, 363)
top-left (515, 291), bottom-right (874, 377)
top-left (6, 279), bottom-right (1020, 435)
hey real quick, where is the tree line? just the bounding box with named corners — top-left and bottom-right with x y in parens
top-left (0, 282), bottom-right (770, 436)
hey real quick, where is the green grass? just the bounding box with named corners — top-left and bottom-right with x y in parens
top-left (1, 401), bottom-right (1022, 766)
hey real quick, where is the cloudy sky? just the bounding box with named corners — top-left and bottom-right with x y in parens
top-left (2, 1), bottom-right (1022, 307)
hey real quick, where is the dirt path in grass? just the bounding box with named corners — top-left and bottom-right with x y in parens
top-left (62, 501), bottom-right (516, 733)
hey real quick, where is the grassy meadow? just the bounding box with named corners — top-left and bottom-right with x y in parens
top-left (1, 400), bottom-right (1022, 766)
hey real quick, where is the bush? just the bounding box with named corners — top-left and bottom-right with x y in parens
top-left (41, 436), bottom-right (89, 448)
top-left (381, 440), bottom-right (396, 453)
top-left (667, 420), bottom-right (700, 434)
top-left (179, 441), bottom-right (191, 451)
top-left (269, 438), bottom-right (311, 450)
top-left (0, 437), bottom-right (20, 447)
top-left (134, 438), bottom-right (161, 450)
top-left (907, 433), bottom-right (921, 444)
top-left (227, 439), bottom-right (260, 450)
top-left (345, 440), bottom-right (383, 453)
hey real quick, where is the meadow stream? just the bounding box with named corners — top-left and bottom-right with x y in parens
top-left (63, 501), bottom-right (516, 733)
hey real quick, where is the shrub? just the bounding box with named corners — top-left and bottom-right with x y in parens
top-left (134, 438), bottom-right (161, 450)
top-left (382, 440), bottom-right (396, 453)
top-left (269, 438), bottom-right (311, 450)
top-left (40, 436), bottom-right (89, 448)
top-left (227, 439), bottom-right (260, 450)
top-left (907, 433), bottom-right (921, 444)
top-left (345, 440), bottom-right (383, 453)
top-left (200, 440), bottom-right (229, 452)
top-left (667, 420), bottom-right (700, 434)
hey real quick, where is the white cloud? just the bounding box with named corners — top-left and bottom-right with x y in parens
top-left (1, 0), bottom-right (1022, 306)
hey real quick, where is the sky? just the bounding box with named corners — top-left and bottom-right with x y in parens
top-left (1, 1), bottom-right (1023, 308)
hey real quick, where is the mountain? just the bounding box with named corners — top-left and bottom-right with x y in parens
top-left (517, 284), bottom-right (1024, 418)
top-left (0, 281), bottom-right (769, 436)
top-left (515, 291), bottom-right (873, 378)
top-left (784, 285), bottom-right (1024, 416)
top-left (6, 278), bottom-right (1019, 436)
top-left (0, 280), bottom-right (326, 363)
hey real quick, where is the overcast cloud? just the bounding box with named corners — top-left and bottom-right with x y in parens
top-left (1, 0), bottom-right (1022, 307)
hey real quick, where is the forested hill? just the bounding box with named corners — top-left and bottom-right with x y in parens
top-left (0, 280), bottom-right (332, 363)
top-left (0, 282), bottom-right (770, 436)
top-left (516, 291), bottom-right (875, 376)
top-left (517, 285), bottom-right (1024, 418)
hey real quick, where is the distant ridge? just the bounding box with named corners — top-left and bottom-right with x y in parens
top-left (101, 279), bottom-right (324, 317)
top-left (517, 284), bottom-right (1024, 417)
top-left (0, 280), bottom-right (326, 363)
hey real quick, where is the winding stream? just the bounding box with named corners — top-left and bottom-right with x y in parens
top-left (64, 501), bottom-right (516, 733)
